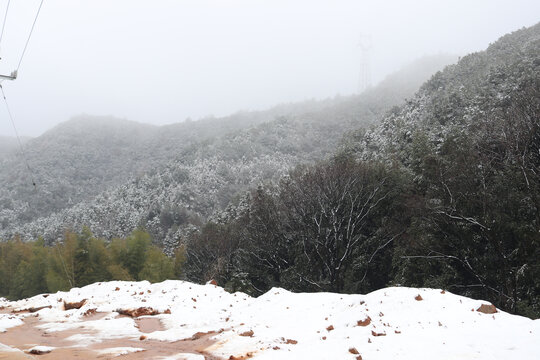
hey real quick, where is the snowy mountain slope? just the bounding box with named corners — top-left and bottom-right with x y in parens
top-left (353, 23), bottom-right (540, 164)
top-left (1, 55), bottom-right (456, 245)
top-left (0, 280), bottom-right (538, 359)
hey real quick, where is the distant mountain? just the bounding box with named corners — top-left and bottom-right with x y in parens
top-left (0, 54), bottom-right (456, 244)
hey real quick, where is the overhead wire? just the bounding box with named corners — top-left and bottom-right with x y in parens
top-left (0, 84), bottom-right (36, 188)
top-left (0, 0), bottom-right (11, 56)
top-left (0, 0), bottom-right (46, 189)
top-left (17, 0), bottom-right (45, 71)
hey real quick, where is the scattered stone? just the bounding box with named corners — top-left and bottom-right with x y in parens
top-left (357, 316), bottom-right (371, 327)
top-left (228, 354), bottom-right (253, 360)
top-left (83, 308), bottom-right (97, 316)
top-left (27, 346), bottom-right (54, 355)
top-left (477, 304), bottom-right (497, 314)
top-left (371, 330), bottom-right (386, 337)
top-left (349, 347), bottom-right (359, 354)
top-left (191, 331), bottom-right (213, 340)
top-left (285, 339), bottom-right (298, 345)
top-left (326, 325), bottom-right (334, 331)
top-left (139, 335), bottom-right (147, 340)
top-left (64, 299), bottom-right (86, 310)
top-left (117, 307), bottom-right (160, 317)
top-left (415, 294), bottom-right (423, 301)
top-left (13, 305), bottom-right (52, 313)
top-left (239, 330), bottom-right (254, 337)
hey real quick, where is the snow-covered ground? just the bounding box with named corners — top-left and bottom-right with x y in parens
top-left (0, 280), bottom-right (538, 359)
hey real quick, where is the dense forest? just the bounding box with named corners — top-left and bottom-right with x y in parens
top-left (179, 23), bottom-right (540, 318)
top-left (0, 23), bottom-right (538, 320)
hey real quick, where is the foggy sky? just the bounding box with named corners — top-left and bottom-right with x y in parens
top-left (0, 0), bottom-right (538, 137)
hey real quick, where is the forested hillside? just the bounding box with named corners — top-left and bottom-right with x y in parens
top-left (177, 24), bottom-right (539, 317)
top-left (1, 23), bottom-right (538, 319)
top-left (0, 54), bottom-right (455, 245)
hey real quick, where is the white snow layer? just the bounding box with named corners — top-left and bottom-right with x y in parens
top-left (0, 280), bottom-right (538, 359)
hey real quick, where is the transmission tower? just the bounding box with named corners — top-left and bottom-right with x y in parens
top-left (358, 34), bottom-right (372, 93)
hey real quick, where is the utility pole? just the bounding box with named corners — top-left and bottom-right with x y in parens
top-left (0, 69), bottom-right (16, 81)
top-left (358, 34), bottom-right (372, 94)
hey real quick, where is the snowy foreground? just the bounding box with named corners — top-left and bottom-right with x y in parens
top-left (0, 280), bottom-right (538, 359)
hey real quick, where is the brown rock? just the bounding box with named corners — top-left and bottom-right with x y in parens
top-left (285, 339), bottom-right (298, 344)
top-left (357, 316), bottom-right (371, 327)
top-left (139, 335), bottom-right (147, 340)
top-left (13, 305), bottom-right (52, 313)
top-left (326, 325), bottom-right (334, 331)
top-left (28, 348), bottom-right (53, 355)
top-left (64, 299), bottom-right (87, 311)
top-left (117, 307), bottom-right (160, 317)
top-left (83, 308), bottom-right (97, 316)
top-left (477, 304), bottom-right (497, 314)
top-left (228, 355), bottom-right (253, 360)
top-left (349, 347), bottom-right (359, 354)
top-left (415, 294), bottom-right (423, 301)
top-left (371, 330), bottom-right (386, 337)
top-left (239, 330), bottom-right (254, 337)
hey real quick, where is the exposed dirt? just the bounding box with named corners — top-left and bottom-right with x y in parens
top-left (0, 313), bottom-right (225, 359)
top-left (135, 317), bottom-right (165, 333)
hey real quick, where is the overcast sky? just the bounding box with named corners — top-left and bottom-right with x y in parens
top-left (0, 0), bottom-right (538, 137)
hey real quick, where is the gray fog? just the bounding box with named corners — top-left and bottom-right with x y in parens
top-left (0, 0), bottom-right (538, 137)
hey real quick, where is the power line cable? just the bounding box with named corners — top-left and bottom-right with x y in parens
top-left (0, 0), bottom-right (11, 55)
top-left (17, 0), bottom-right (45, 72)
top-left (0, 83), bottom-right (36, 188)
